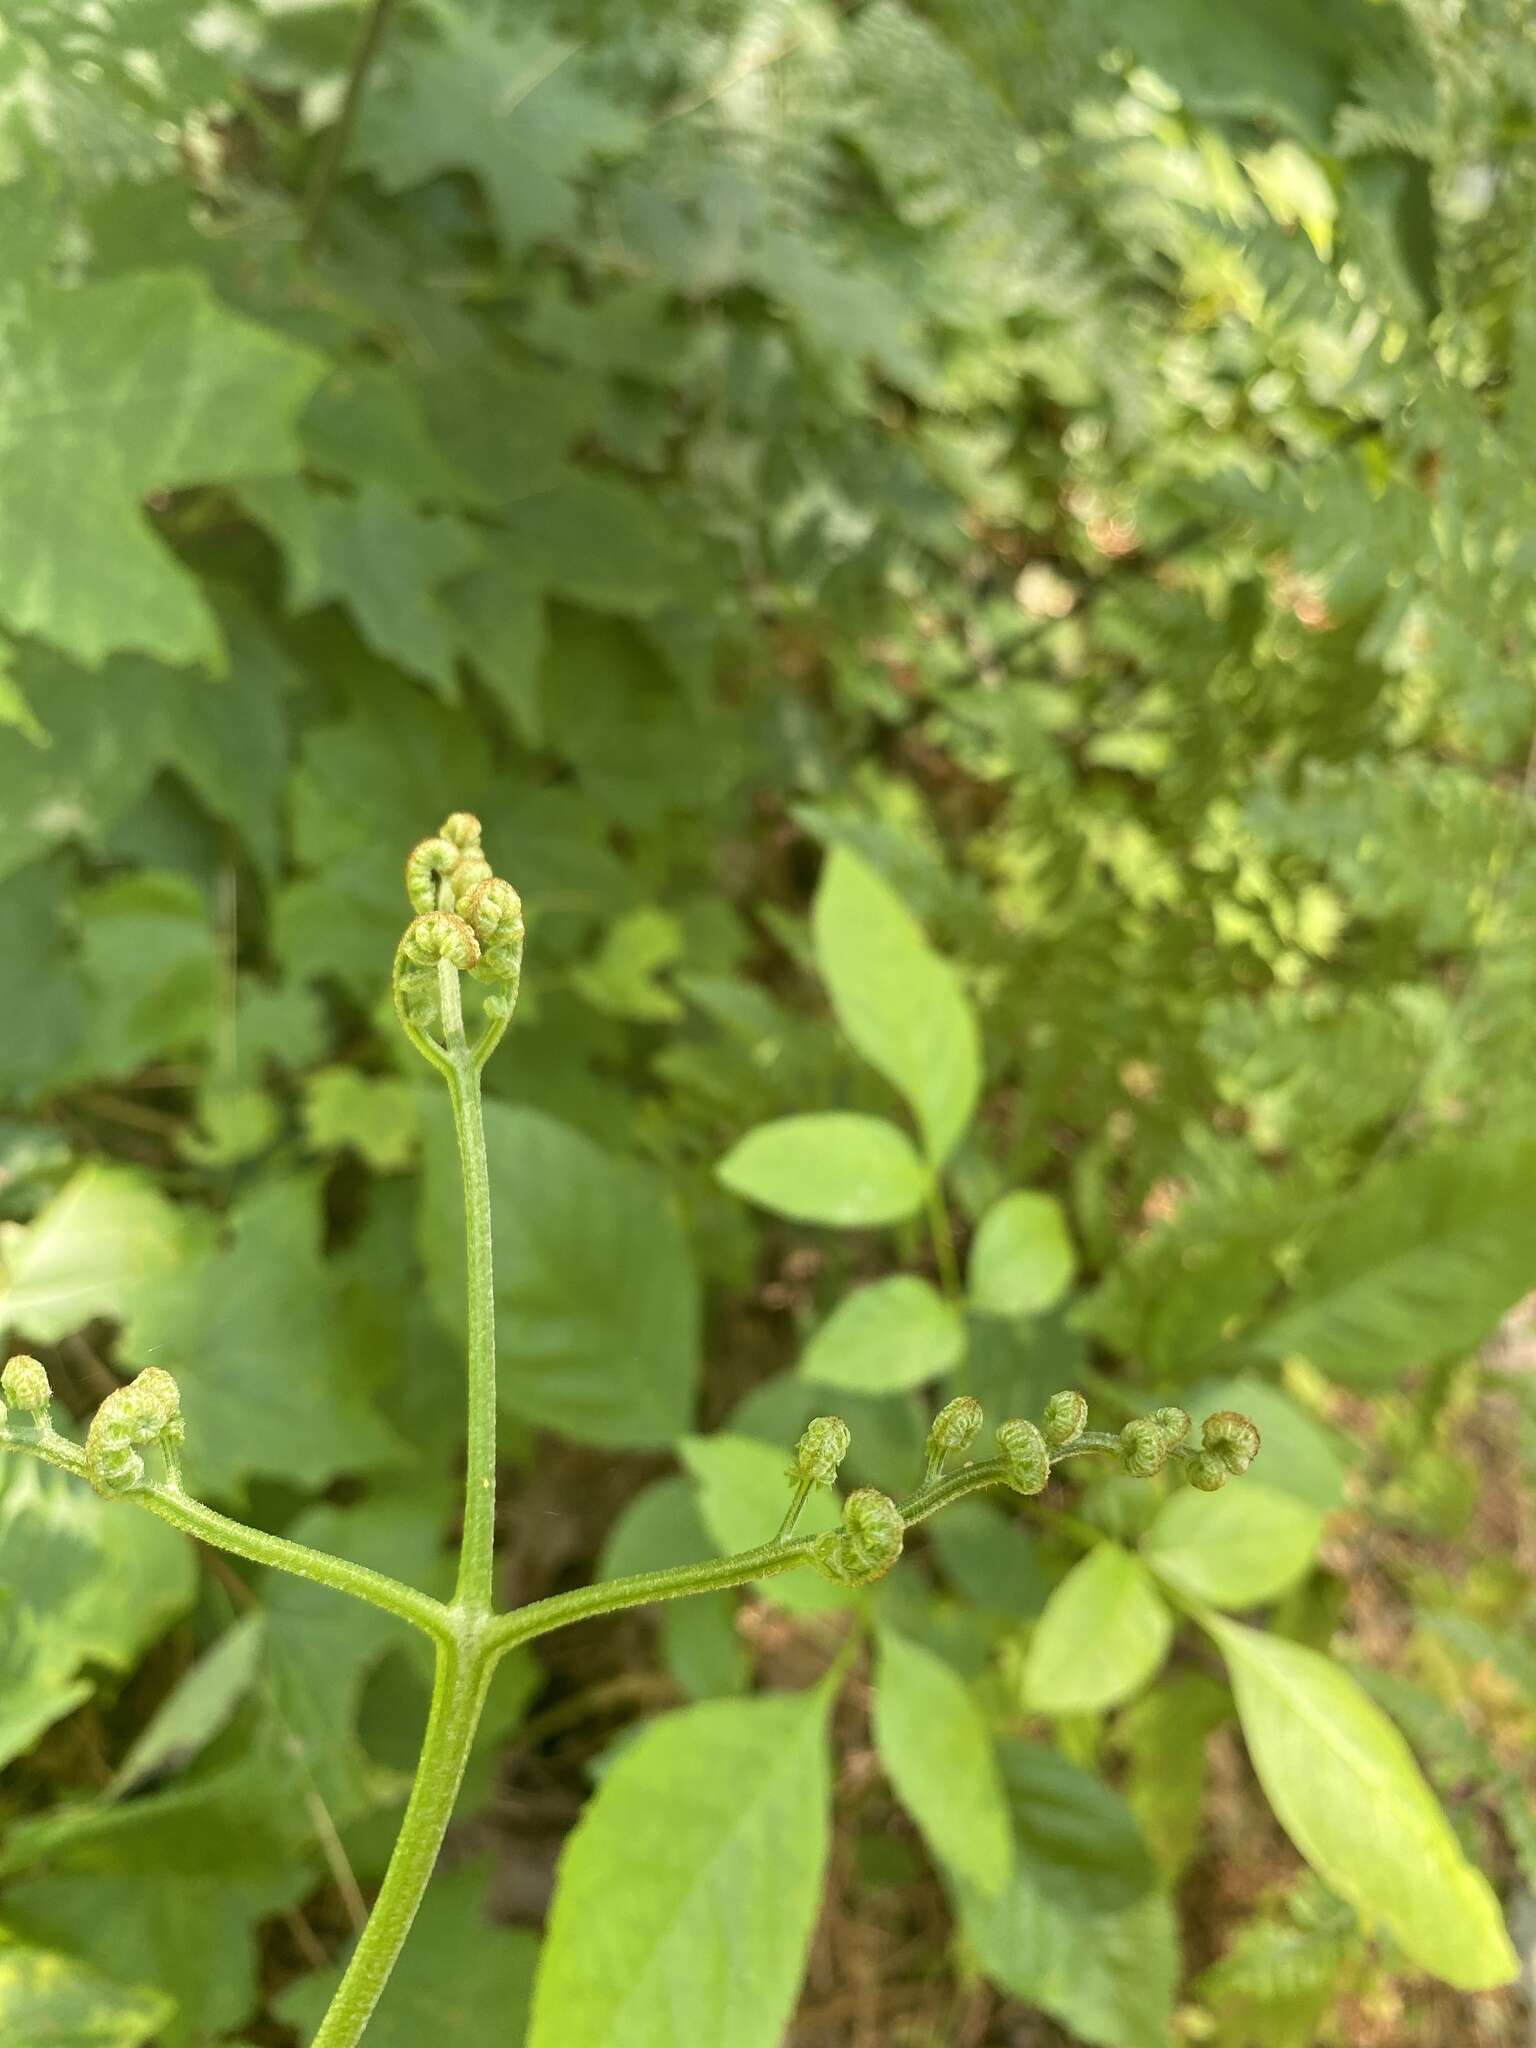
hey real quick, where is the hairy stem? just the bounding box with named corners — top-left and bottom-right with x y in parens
top-left (0, 1428), bottom-right (450, 1642)
top-left (301, 0), bottom-right (399, 256)
top-left (310, 1638), bottom-right (492, 2048)
top-left (446, 1047), bottom-right (498, 1616)
top-left (485, 1537), bottom-right (820, 1660)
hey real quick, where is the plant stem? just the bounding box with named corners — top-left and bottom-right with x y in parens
top-left (309, 1637), bottom-right (492, 2048)
top-left (0, 1427), bottom-right (451, 1642)
top-left (926, 1177), bottom-right (961, 1300)
top-left (446, 1048), bottom-right (498, 1616)
top-left (301, 0), bottom-right (399, 257)
top-left (140, 1484), bottom-right (453, 1643)
top-left (434, 954), bottom-right (498, 1615)
top-left (485, 1537), bottom-right (819, 1660)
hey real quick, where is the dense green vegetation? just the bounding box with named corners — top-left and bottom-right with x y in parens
top-left (1, 0), bottom-right (1535, 2042)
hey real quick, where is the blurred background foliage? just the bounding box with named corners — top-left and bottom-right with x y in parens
top-left (1, 0), bottom-right (1535, 2041)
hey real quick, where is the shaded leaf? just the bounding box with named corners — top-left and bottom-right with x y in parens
top-left (421, 1099), bottom-right (701, 1447)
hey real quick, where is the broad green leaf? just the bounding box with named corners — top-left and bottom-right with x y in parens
top-left (0, 621), bottom-right (294, 889)
top-left (0, 1164), bottom-right (182, 1343)
top-left (1117, 1671), bottom-right (1232, 1880)
top-left (257, 1493), bottom-right (449, 1823)
top-left (717, 1114), bottom-right (929, 1227)
top-left (678, 1433), bottom-right (844, 1612)
top-left (421, 1099), bottom-right (701, 1447)
top-left (109, 1615), bottom-right (265, 1797)
top-left (1023, 1544), bottom-right (1174, 1715)
top-left (0, 1456), bottom-right (195, 1768)
top-left (302, 1067), bottom-right (420, 1173)
top-left (527, 1690), bottom-right (832, 2048)
top-left (812, 846), bottom-right (981, 1163)
top-left (355, 12), bottom-right (642, 257)
top-left (873, 1625), bottom-right (1011, 1895)
top-left (0, 660), bottom-right (45, 746)
top-left (570, 907), bottom-right (685, 1022)
top-left (1252, 1139), bottom-right (1536, 1384)
top-left (1206, 1615), bottom-right (1519, 1988)
top-left (958, 1742), bottom-right (1178, 2048)
top-left (539, 610), bottom-right (730, 830)
top-left (72, 871), bottom-right (217, 1080)
top-left (799, 1274), bottom-right (964, 1392)
top-left (0, 1725), bottom-right (310, 2044)
top-left (967, 1191), bottom-right (1077, 1318)
top-left (121, 1175), bottom-right (405, 1498)
top-left (243, 479), bottom-right (480, 696)
top-left (299, 364), bottom-right (492, 509)
top-left (928, 1502), bottom-right (1052, 1621)
top-left (274, 1860), bottom-right (537, 2046)
top-left (0, 1940), bottom-right (173, 2048)
top-left (1142, 1483), bottom-right (1324, 1609)
top-left (0, 272), bottom-right (321, 666)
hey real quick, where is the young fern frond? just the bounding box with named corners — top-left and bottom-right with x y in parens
top-left (0, 814), bottom-right (1261, 2045)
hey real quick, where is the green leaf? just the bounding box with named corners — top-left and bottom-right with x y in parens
top-left (0, 1164), bottom-right (182, 1343)
top-left (0, 1727), bottom-right (309, 2043)
top-left (873, 1625), bottom-right (1011, 1895)
top-left (1023, 1543), bottom-right (1174, 1715)
top-left (570, 907), bottom-right (685, 1022)
top-left (0, 271), bottom-right (321, 666)
top-left (527, 1690), bottom-right (832, 2048)
top-left (421, 1099), bottom-right (701, 1447)
top-left (1116, 1671), bottom-right (1232, 1881)
top-left (957, 1742), bottom-right (1178, 2048)
top-left (109, 1615), bottom-right (265, 1798)
top-left (1205, 1614), bottom-right (1519, 1989)
top-left (121, 1175), bottom-right (405, 1498)
top-left (302, 1067), bottom-right (420, 1173)
top-left (355, 11), bottom-right (642, 257)
top-left (1252, 1139), bottom-right (1536, 1384)
top-left (0, 1939), bottom-right (174, 2047)
top-left (967, 1190), bottom-right (1077, 1318)
top-left (717, 1114), bottom-right (929, 1227)
top-left (928, 1502), bottom-right (1052, 1622)
top-left (243, 480), bottom-right (480, 696)
top-left (811, 846), bottom-right (981, 1164)
top-left (1142, 1483), bottom-right (1324, 1609)
top-left (678, 1433), bottom-right (844, 1613)
top-left (275, 1859), bottom-right (537, 2045)
top-left (72, 871), bottom-right (217, 1080)
top-left (0, 1456), bottom-right (195, 1768)
top-left (257, 1491), bottom-right (449, 1824)
top-left (799, 1274), bottom-right (965, 1392)
top-left (299, 364), bottom-right (492, 509)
